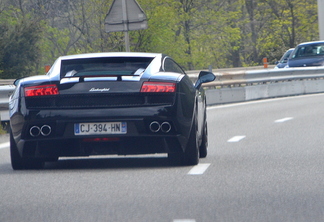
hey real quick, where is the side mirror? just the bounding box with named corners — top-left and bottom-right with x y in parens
top-left (194, 71), bottom-right (216, 89)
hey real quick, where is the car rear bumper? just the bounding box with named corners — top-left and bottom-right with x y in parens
top-left (16, 134), bottom-right (185, 159)
top-left (11, 105), bottom-right (193, 159)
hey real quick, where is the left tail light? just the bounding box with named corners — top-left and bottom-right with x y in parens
top-left (140, 82), bottom-right (176, 93)
top-left (24, 84), bottom-right (59, 97)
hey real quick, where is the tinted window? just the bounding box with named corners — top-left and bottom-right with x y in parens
top-left (61, 57), bottom-right (153, 78)
top-left (279, 49), bottom-right (293, 63)
top-left (163, 58), bottom-right (185, 74)
top-left (291, 43), bottom-right (324, 58)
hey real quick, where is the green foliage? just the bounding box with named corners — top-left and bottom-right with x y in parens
top-left (0, 0), bottom-right (321, 78)
top-left (0, 6), bottom-right (43, 79)
top-left (136, 0), bottom-right (187, 65)
top-left (256, 0), bottom-right (318, 63)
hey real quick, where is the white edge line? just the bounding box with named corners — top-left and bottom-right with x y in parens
top-left (227, 135), bottom-right (246, 143)
top-left (275, 117), bottom-right (293, 123)
top-left (188, 163), bottom-right (210, 175)
top-left (207, 93), bottom-right (324, 110)
top-left (173, 219), bottom-right (196, 222)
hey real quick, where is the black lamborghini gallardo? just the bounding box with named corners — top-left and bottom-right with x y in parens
top-left (9, 52), bottom-right (215, 169)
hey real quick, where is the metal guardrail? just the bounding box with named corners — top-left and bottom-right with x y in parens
top-left (1, 66), bottom-right (324, 122)
top-left (0, 84), bottom-right (15, 131)
top-left (189, 66), bottom-right (324, 88)
top-left (199, 66), bottom-right (324, 105)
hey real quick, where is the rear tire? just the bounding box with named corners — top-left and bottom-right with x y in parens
top-left (183, 119), bottom-right (199, 165)
top-left (199, 121), bottom-right (208, 158)
top-left (10, 131), bottom-right (24, 170)
top-left (168, 120), bottom-right (199, 166)
top-left (10, 131), bottom-right (45, 170)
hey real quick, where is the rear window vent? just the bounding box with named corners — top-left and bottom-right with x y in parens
top-left (25, 93), bottom-right (175, 109)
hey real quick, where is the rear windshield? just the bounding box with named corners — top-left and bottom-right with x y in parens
top-left (291, 43), bottom-right (324, 59)
top-left (60, 57), bottom-right (153, 78)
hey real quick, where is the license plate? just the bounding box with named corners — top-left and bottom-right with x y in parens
top-left (74, 122), bottom-right (127, 135)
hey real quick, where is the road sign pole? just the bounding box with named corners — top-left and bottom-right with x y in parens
top-left (105, 0), bottom-right (147, 52)
top-left (318, 0), bottom-right (324, 40)
top-left (124, 31), bottom-right (130, 52)
top-left (122, 0), bottom-right (130, 52)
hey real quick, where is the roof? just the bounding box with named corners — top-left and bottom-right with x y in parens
top-left (297, 41), bottom-right (324, 46)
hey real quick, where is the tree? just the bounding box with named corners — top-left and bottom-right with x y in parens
top-left (0, 0), bottom-right (320, 78)
top-left (135, 0), bottom-right (187, 64)
top-left (255, 0), bottom-right (318, 63)
top-left (0, 4), bottom-right (43, 79)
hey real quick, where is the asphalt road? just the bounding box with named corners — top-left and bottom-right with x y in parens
top-left (0, 94), bottom-right (323, 222)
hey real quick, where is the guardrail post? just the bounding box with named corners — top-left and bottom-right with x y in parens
top-left (263, 58), bottom-right (268, 68)
top-left (45, 65), bottom-right (51, 73)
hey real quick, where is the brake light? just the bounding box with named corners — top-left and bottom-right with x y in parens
top-left (140, 82), bottom-right (176, 93)
top-left (24, 84), bottom-right (59, 97)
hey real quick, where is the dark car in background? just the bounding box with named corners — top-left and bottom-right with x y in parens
top-left (9, 52), bottom-right (216, 170)
top-left (286, 41), bottom-right (324, 68)
top-left (274, 48), bottom-right (294, 69)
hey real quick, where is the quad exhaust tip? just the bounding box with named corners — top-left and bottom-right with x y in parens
top-left (149, 121), bottom-right (171, 133)
top-left (30, 126), bottom-right (40, 137)
top-left (149, 121), bottom-right (160, 133)
top-left (161, 122), bottom-right (171, 133)
top-left (41, 125), bottom-right (51, 136)
top-left (30, 125), bottom-right (52, 137)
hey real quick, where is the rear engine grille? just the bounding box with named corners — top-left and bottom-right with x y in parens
top-left (25, 93), bottom-right (175, 109)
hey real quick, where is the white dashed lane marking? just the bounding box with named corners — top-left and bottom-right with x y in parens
top-left (173, 219), bottom-right (196, 222)
top-left (275, 117), bottom-right (293, 123)
top-left (0, 142), bottom-right (9, 150)
top-left (227, 135), bottom-right (246, 143)
top-left (188, 163), bottom-right (210, 175)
